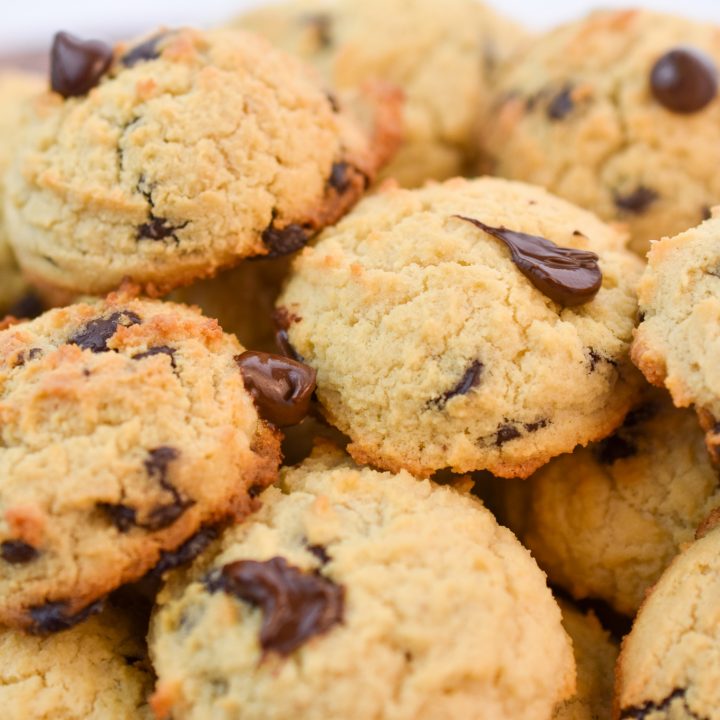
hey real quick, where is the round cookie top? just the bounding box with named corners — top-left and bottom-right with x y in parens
top-left (485, 9), bottom-right (720, 255)
top-left (554, 600), bottom-right (617, 720)
top-left (0, 605), bottom-right (152, 719)
top-left (0, 289), bottom-right (281, 631)
top-left (616, 525), bottom-right (720, 719)
top-left (277, 177), bottom-right (644, 478)
top-left (0, 71), bottom-right (44, 314)
top-left (149, 446), bottom-right (575, 720)
top-left (236, 0), bottom-right (527, 188)
top-left (632, 211), bottom-right (720, 461)
top-left (504, 393), bottom-right (720, 615)
top-left (4, 27), bottom-right (399, 296)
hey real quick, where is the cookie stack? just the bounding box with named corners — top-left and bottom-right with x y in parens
top-left (1, 2), bottom-right (720, 719)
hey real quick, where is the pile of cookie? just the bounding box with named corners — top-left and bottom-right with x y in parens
top-left (1, 2), bottom-right (719, 718)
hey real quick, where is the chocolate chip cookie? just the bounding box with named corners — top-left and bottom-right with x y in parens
top-left (0, 605), bottom-right (152, 719)
top-left (0, 288), bottom-right (287, 631)
top-left (616, 525), bottom-right (720, 719)
top-left (277, 177), bottom-right (644, 478)
top-left (149, 445), bottom-right (575, 720)
top-left (235, 0), bottom-right (527, 187)
top-left (485, 9), bottom-right (720, 255)
top-left (4, 28), bottom-right (400, 296)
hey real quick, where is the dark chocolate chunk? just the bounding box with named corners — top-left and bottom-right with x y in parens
top-left (456, 216), bottom-right (602, 307)
top-left (132, 345), bottom-right (176, 368)
top-left (7, 293), bottom-right (44, 320)
top-left (68, 310), bottom-right (142, 352)
top-left (235, 351), bottom-right (316, 427)
top-left (328, 162), bottom-right (351, 193)
top-left (547, 85), bottom-right (574, 120)
top-left (619, 688), bottom-right (692, 719)
top-left (50, 31), bottom-right (113, 98)
top-left (98, 503), bottom-right (137, 532)
top-left (138, 216), bottom-right (188, 242)
top-left (152, 526), bottom-right (220, 577)
top-left (595, 434), bottom-right (637, 465)
top-left (301, 13), bottom-right (333, 48)
top-left (495, 424), bottom-right (522, 446)
top-left (143, 446), bottom-right (193, 530)
top-left (121, 33), bottom-right (168, 67)
top-left (28, 598), bottom-right (104, 634)
top-left (1, 540), bottom-right (39, 564)
top-left (262, 223), bottom-right (309, 258)
top-left (307, 544), bottom-right (330, 565)
top-left (206, 556), bottom-right (344, 655)
top-left (431, 360), bottom-right (483, 408)
top-left (650, 46), bottom-right (718, 114)
top-left (613, 186), bottom-right (659, 215)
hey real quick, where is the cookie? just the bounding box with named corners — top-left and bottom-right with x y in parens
top-left (485, 9), bottom-right (720, 255)
top-left (0, 71), bottom-right (44, 314)
top-left (277, 177), bottom-right (644, 478)
top-left (632, 211), bottom-right (720, 461)
top-left (0, 605), bottom-right (152, 719)
top-left (149, 446), bottom-right (575, 720)
top-left (493, 393), bottom-right (720, 615)
top-left (4, 28), bottom-right (400, 296)
top-left (235, 0), bottom-right (527, 187)
top-left (615, 525), bottom-right (720, 719)
top-left (0, 288), bottom-right (290, 631)
top-left (554, 600), bottom-right (618, 720)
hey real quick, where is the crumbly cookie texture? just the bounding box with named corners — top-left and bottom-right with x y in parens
top-left (0, 289), bottom-right (280, 631)
top-left (615, 526), bottom-right (720, 720)
top-left (632, 211), bottom-right (720, 461)
top-left (4, 28), bottom-right (400, 296)
top-left (553, 600), bottom-right (617, 720)
top-left (235, 0), bottom-right (527, 188)
top-left (0, 605), bottom-right (153, 719)
top-left (485, 9), bottom-right (720, 255)
top-left (149, 446), bottom-right (575, 720)
top-left (498, 392), bottom-right (720, 615)
top-left (277, 177), bottom-right (643, 478)
top-left (0, 71), bottom-right (44, 313)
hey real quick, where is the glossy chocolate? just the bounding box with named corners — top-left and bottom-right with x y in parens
top-left (68, 310), bottom-right (142, 353)
top-left (50, 31), bottom-right (113, 98)
top-left (650, 46), bottom-right (718, 114)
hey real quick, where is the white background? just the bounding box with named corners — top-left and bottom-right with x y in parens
top-left (2, 1), bottom-right (720, 52)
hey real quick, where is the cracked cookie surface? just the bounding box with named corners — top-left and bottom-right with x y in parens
top-left (0, 289), bottom-right (280, 630)
top-left (616, 526), bottom-right (720, 719)
top-left (149, 446), bottom-right (574, 720)
top-left (498, 393), bottom-right (720, 615)
top-left (485, 9), bottom-right (720, 255)
top-left (4, 28), bottom-right (397, 296)
top-left (235, 0), bottom-right (527, 187)
top-left (0, 605), bottom-right (152, 719)
top-left (277, 177), bottom-right (643, 478)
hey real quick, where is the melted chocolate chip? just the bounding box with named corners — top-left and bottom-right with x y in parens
top-left (547, 85), bottom-right (574, 120)
top-left (650, 46), bottom-right (718, 114)
top-left (98, 503), bottom-right (137, 532)
top-left (328, 162), bottom-right (351, 193)
top-left (50, 31), bottom-right (113, 98)
top-left (456, 216), bottom-right (602, 307)
top-left (152, 526), bottom-right (220, 577)
top-left (595, 434), bottom-right (637, 465)
top-left (262, 223), bottom-right (309, 258)
top-left (206, 557), bottom-right (344, 655)
top-left (236, 351), bottom-right (316, 427)
top-left (132, 345), bottom-right (176, 368)
top-left (273, 308), bottom-right (304, 362)
top-left (28, 599), bottom-right (104, 634)
top-left (302, 13), bottom-right (333, 48)
top-left (68, 310), bottom-right (142, 352)
top-left (613, 186), bottom-right (659, 215)
top-left (620, 688), bottom-right (693, 719)
top-left (431, 360), bottom-right (483, 408)
top-left (307, 544), bottom-right (330, 565)
top-left (495, 424), bottom-right (521, 446)
top-left (523, 418), bottom-right (548, 433)
top-left (1, 540), bottom-right (39, 564)
top-left (143, 447), bottom-right (193, 529)
top-left (7, 293), bottom-right (44, 320)
top-left (121, 33), bottom-right (168, 67)
top-left (138, 216), bottom-right (188, 242)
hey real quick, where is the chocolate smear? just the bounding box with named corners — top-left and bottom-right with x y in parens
top-left (206, 556), bottom-right (344, 655)
top-left (431, 360), bottom-right (483, 408)
top-left (1, 540), bottom-right (39, 564)
top-left (456, 216), bottom-right (602, 307)
top-left (68, 310), bottom-right (141, 352)
top-left (650, 46), bottom-right (718, 114)
top-left (29, 598), bottom-right (104, 634)
top-left (143, 446), bottom-right (193, 529)
top-left (236, 351), bottom-right (316, 427)
top-left (50, 31), bottom-right (112, 98)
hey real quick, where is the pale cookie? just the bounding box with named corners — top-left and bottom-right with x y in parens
top-left (495, 393), bottom-right (720, 615)
top-left (632, 211), bottom-right (720, 461)
top-left (149, 446), bottom-right (575, 720)
top-left (485, 9), bottom-right (720, 255)
top-left (0, 289), bottom-right (282, 631)
top-left (615, 525), bottom-right (720, 719)
top-left (554, 600), bottom-right (618, 720)
top-left (277, 177), bottom-right (644, 478)
top-left (235, 0), bottom-right (527, 187)
top-left (0, 71), bottom-right (44, 314)
top-left (0, 605), bottom-right (152, 719)
top-left (5, 28), bottom-right (400, 296)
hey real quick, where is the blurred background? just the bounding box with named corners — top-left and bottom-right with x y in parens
top-left (2, 0), bottom-right (720, 52)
